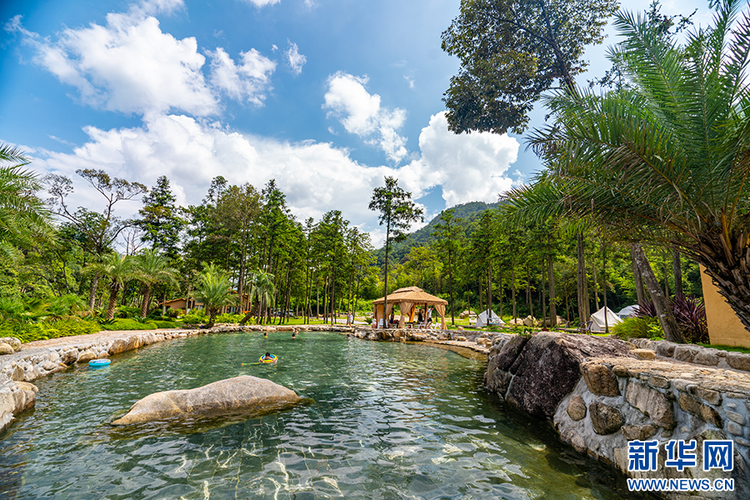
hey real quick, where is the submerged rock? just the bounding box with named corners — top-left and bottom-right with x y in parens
top-left (112, 375), bottom-right (301, 426)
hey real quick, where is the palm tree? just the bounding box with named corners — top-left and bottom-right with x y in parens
top-left (194, 263), bottom-right (236, 327)
top-left (88, 253), bottom-right (136, 320)
top-left (0, 143), bottom-right (52, 256)
top-left (243, 270), bottom-right (275, 325)
top-left (134, 249), bottom-right (179, 318)
top-left (503, 0), bottom-right (750, 335)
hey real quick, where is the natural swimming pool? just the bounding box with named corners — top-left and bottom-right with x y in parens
top-left (0, 332), bottom-right (648, 499)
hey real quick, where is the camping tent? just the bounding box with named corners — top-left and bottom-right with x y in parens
top-left (474, 309), bottom-right (504, 327)
top-left (617, 305), bottom-right (640, 319)
top-left (588, 306), bottom-right (623, 332)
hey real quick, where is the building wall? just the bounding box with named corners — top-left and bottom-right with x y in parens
top-left (699, 265), bottom-right (750, 348)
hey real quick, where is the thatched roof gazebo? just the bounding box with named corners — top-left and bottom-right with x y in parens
top-left (372, 286), bottom-right (448, 329)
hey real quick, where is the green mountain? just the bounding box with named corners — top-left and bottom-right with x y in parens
top-left (373, 201), bottom-right (499, 265)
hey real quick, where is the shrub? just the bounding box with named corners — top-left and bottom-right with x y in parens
top-left (613, 317), bottom-right (663, 341)
top-left (182, 310), bottom-right (208, 324)
top-left (636, 296), bottom-right (708, 344)
top-left (153, 320), bottom-right (180, 329)
top-left (114, 306), bottom-right (141, 319)
top-left (215, 313), bottom-right (244, 324)
top-left (0, 319), bottom-right (100, 343)
top-left (671, 296), bottom-right (709, 344)
top-left (98, 319), bottom-right (158, 331)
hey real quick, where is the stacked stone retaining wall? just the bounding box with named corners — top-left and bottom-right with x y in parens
top-left (486, 332), bottom-right (750, 499)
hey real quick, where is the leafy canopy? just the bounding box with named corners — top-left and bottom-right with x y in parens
top-left (441, 0), bottom-right (618, 134)
top-left (503, 0), bottom-right (750, 330)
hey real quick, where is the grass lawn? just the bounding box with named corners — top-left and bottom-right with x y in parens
top-left (699, 343), bottom-right (750, 354)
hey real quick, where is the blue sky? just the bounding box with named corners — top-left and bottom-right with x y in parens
top-left (0, 0), bottom-right (712, 246)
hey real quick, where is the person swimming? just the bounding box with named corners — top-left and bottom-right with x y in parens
top-left (260, 352), bottom-right (276, 363)
top-left (264, 331), bottom-right (268, 338)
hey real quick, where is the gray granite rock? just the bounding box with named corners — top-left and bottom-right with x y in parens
top-left (589, 402), bottom-right (624, 435)
top-left (112, 375), bottom-right (302, 425)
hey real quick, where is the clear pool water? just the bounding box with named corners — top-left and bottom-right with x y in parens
top-left (0, 332), bottom-right (649, 499)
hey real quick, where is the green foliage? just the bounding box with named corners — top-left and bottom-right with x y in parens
top-left (0, 144), bottom-right (53, 252)
top-left (504, 0), bottom-right (750, 331)
top-left (215, 313), bottom-right (245, 324)
top-left (612, 317), bottom-right (664, 341)
top-left (0, 318), bottom-right (100, 343)
top-left (440, 0), bottom-right (618, 134)
top-left (153, 320), bottom-right (180, 329)
top-left (98, 319), bottom-right (158, 331)
top-left (182, 310), bottom-right (207, 324)
top-left (115, 306), bottom-right (141, 318)
top-left (137, 176), bottom-right (184, 258)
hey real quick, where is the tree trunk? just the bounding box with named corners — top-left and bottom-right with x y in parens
top-left (478, 280), bottom-right (484, 318)
top-left (383, 223), bottom-right (390, 329)
top-left (548, 254), bottom-right (556, 326)
top-left (140, 285), bottom-right (152, 318)
top-left (105, 282), bottom-right (121, 320)
top-left (631, 246), bottom-right (646, 305)
top-left (541, 258), bottom-right (546, 326)
top-left (576, 234), bottom-right (590, 328)
top-left (511, 267), bottom-right (517, 323)
top-left (592, 260), bottom-right (600, 312)
top-left (498, 274), bottom-right (504, 319)
top-left (526, 264), bottom-right (533, 319)
top-left (602, 242), bottom-right (609, 333)
top-left (448, 250), bottom-right (455, 326)
top-left (88, 272), bottom-right (100, 310)
top-left (673, 249), bottom-right (683, 299)
top-left (487, 262), bottom-right (493, 317)
top-left (631, 243), bottom-right (683, 343)
top-left (331, 266), bottom-right (337, 326)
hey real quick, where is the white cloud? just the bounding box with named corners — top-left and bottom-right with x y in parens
top-left (29, 111), bottom-right (518, 245)
top-left (7, 3), bottom-right (276, 116)
top-left (404, 75), bottom-right (415, 89)
top-left (208, 48), bottom-right (276, 105)
top-left (323, 72), bottom-right (408, 164)
top-left (7, 12), bottom-right (218, 117)
top-left (238, 0), bottom-right (281, 7)
top-left (285, 41), bottom-right (307, 75)
top-left (401, 112), bottom-right (519, 207)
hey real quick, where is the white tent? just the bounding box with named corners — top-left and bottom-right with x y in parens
top-left (588, 306), bottom-right (622, 332)
top-left (474, 309), bottom-right (505, 327)
top-left (617, 305), bottom-right (640, 319)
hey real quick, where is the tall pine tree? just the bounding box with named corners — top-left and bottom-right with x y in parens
top-left (138, 176), bottom-right (183, 259)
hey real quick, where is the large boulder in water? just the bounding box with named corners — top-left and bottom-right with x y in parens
top-left (486, 332), bottom-right (634, 418)
top-left (112, 375), bottom-right (301, 425)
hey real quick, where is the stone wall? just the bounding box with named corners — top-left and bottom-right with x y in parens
top-left (486, 332), bottom-right (750, 499)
